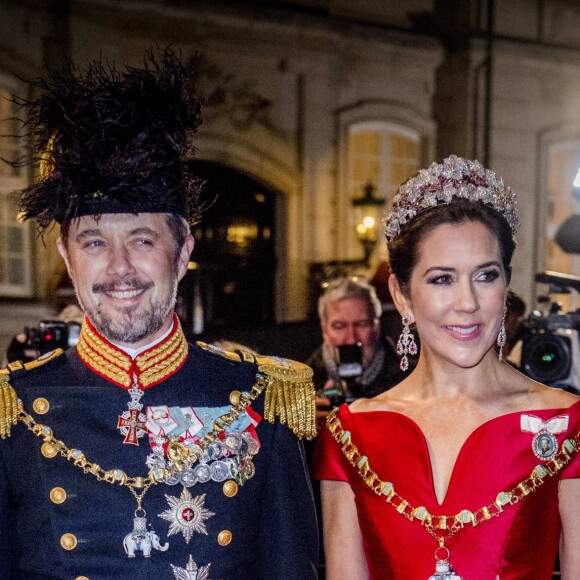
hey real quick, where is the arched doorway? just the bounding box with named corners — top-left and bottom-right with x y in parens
top-left (178, 161), bottom-right (276, 335)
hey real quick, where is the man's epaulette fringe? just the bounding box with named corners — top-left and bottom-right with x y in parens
top-left (0, 374), bottom-right (22, 439)
top-left (256, 354), bottom-right (317, 441)
top-left (0, 349), bottom-right (64, 439)
top-left (198, 342), bottom-right (317, 440)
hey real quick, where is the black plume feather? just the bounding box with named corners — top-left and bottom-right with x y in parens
top-left (8, 47), bottom-right (203, 231)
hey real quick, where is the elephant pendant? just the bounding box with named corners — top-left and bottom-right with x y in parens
top-left (428, 559), bottom-right (464, 580)
top-left (123, 511), bottom-right (169, 558)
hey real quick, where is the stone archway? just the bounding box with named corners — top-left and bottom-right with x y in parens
top-left (178, 160), bottom-right (277, 334)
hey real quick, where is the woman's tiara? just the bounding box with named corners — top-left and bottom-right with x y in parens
top-left (384, 155), bottom-right (519, 242)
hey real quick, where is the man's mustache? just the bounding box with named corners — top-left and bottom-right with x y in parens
top-left (92, 279), bottom-right (154, 294)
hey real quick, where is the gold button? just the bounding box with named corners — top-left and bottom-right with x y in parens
top-left (76, 577), bottom-right (89, 580)
top-left (60, 533), bottom-right (78, 550)
top-left (50, 487), bottom-right (67, 504)
top-left (217, 529), bottom-right (232, 546)
top-left (229, 390), bottom-right (241, 405)
top-left (41, 442), bottom-right (58, 459)
top-left (32, 398), bottom-right (50, 414)
top-left (223, 480), bottom-right (238, 497)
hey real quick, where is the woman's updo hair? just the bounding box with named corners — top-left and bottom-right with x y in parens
top-left (387, 200), bottom-right (516, 295)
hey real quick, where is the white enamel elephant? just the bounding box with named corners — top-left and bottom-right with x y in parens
top-left (123, 530), bottom-right (169, 557)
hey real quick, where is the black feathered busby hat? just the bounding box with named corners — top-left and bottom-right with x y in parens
top-left (7, 47), bottom-right (203, 232)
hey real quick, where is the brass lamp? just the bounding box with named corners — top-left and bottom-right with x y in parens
top-left (351, 181), bottom-right (385, 266)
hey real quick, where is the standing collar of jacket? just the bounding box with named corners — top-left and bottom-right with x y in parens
top-left (76, 313), bottom-right (188, 389)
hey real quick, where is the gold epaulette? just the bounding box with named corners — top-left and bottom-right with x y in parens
top-left (256, 354), bottom-right (317, 441)
top-left (8, 348), bottom-right (64, 373)
top-left (197, 341), bottom-right (243, 363)
top-left (0, 374), bottom-right (22, 439)
top-left (197, 342), bottom-right (317, 440)
top-left (0, 349), bottom-right (64, 439)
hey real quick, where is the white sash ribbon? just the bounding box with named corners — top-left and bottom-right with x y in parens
top-left (520, 413), bottom-right (569, 434)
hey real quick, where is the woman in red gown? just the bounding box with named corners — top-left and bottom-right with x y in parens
top-left (315, 156), bottom-right (580, 579)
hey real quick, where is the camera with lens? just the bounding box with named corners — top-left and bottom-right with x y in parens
top-left (7, 320), bottom-right (81, 363)
top-left (519, 272), bottom-right (580, 394)
top-left (325, 344), bottom-right (364, 407)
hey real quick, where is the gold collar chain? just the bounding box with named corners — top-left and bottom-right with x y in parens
top-left (326, 408), bottom-right (580, 547)
top-left (19, 374), bottom-right (271, 499)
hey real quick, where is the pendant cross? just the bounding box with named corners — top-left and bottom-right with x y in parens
top-left (117, 409), bottom-right (147, 445)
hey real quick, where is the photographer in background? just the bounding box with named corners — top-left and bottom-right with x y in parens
top-left (5, 304), bottom-right (84, 364)
top-left (306, 276), bottom-right (406, 578)
top-left (306, 277), bottom-right (406, 428)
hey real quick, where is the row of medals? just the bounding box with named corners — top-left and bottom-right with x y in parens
top-left (147, 430), bottom-right (260, 487)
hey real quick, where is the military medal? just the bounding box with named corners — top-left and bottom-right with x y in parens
top-left (144, 400), bottom-right (262, 489)
top-left (171, 555), bottom-right (213, 580)
top-left (424, 540), bottom-right (465, 580)
top-left (159, 488), bottom-right (215, 543)
top-left (117, 374), bottom-right (147, 445)
top-left (123, 509), bottom-right (169, 558)
top-left (521, 413), bottom-right (569, 461)
top-left (427, 556), bottom-right (464, 579)
top-left (146, 405), bottom-right (179, 436)
top-left (531, 431), bottom-right (558, 461)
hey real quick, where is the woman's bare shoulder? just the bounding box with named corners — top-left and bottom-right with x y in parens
top-left (528, 382), bottom-right (579, 409)
top-left (348, 384), bottom-right (411, 414)
top-left (502, 366), bottom-right (579, 410)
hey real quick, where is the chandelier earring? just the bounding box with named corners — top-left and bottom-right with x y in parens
top-left (497, 305), bottom-right (508, 362)
top-left (396, 314), bottom-right (417, 372)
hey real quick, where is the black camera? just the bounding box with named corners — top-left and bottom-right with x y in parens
top-left (521, 333), bottom-right (573, 385)
top-left (519, 272), bottom-right (580, 393)
top-left (33, 321), bottom-right (81, 352)
top-left (326, 344), bottom-right (363, 406)
top-left (7, 320), bottom-right (81, 363)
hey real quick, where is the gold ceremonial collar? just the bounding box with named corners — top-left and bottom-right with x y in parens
top-left (76, 314), bottom-right (188, 389)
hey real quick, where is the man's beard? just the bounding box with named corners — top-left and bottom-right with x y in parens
top-left (76, 277), bottom-right (178, 344)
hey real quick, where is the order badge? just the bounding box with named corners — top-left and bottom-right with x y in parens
top-left (531, 431), bottom-right (558, 461)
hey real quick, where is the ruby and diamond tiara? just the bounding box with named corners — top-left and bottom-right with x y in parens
top-left (384, 155), bottom-right (519, 242)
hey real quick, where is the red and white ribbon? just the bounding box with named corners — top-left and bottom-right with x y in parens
top-left (520, 414), bottom-right (569, 434)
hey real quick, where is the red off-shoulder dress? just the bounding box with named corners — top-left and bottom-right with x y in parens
top-left (314, 400), bottom-right (580, 579)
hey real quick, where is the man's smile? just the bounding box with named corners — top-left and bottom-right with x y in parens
top-left (93, 280), bottom-right (154, 300)
top-left (104, 288), bottom-right (146, 300)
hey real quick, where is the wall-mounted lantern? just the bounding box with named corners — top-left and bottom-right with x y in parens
top-left (351, 181), bottom-right (385, 266)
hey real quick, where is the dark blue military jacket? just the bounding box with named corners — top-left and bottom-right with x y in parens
top-left (0, 344), bottom-right (318, 579)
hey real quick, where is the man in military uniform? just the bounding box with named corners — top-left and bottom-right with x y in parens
top-left (0, 49), bottom-right (318, 579)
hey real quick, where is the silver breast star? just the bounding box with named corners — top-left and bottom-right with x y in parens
top-left (171, 555), bottom-right (213, 580)
top-left (159, 488), bottom-right (215, 544)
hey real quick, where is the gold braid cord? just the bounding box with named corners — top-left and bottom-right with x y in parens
top-left (327, 408), bottom-right (580, 537)
top-left (0, 375), bottom-right (23, 439)
top-left (197, 342), bottom-right (317, 441)
top-left (257, 355), bottom-right (316, 440)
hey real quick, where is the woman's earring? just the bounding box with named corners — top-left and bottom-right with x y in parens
top-left (497, 306), bottom-right (507, 362)
top-left (396, 314), bottom-right (417, 372)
